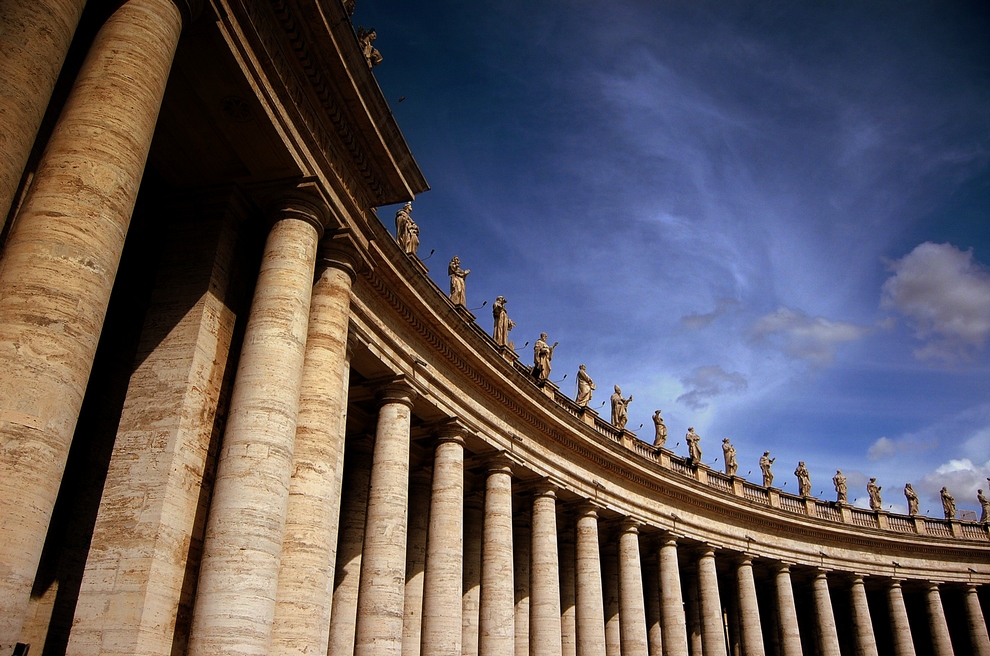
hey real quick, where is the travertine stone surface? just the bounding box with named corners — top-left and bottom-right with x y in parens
top-left (559, 527), bottom-right (577, 656)
top-left (421, 430), bottom-right (465, 656)
top-left (643, 556), bottom-right (663, 656)
top-left (186, 202), bottom-right (323, 656)
top-left (0, 0), bottom-right (183, 647)
top-left (575, 504), bottom-right (607, 656)
top-left (773, 564), bottom-right (803, 656)
top-left (886, 580), bottom-right (916, 656)
top-left (849, 576), bottom-right (879, 656)
top-left (683, 568), bottom-right (703, 656)
top-left (811, 571), bottom-right (840, 656)
top-left (659, 538), bottom-right (689, 656)
top-left (479, 458), bottom-right (515, 656)
top-left (514, 513), bottom-right (531, 656)
top-left (617, 522), bottom-right (649, 656)
top-left (602, 543), bottom-right (621, 656)
top-left (0, 0), bottom-right (86, 228)
top-left (354, 381), bottom-right (416, 656)
top-left (271, 247), bottom-right (357, 656)
top-left (964, 583), bottom-right (990, 656)
top-left (697, 549), bottom-right (727, 656)
top-left (462, 494), bottom-right (484, 656)
top-left (530, 485), bottom-right (563, 656)
top-left (736, 557), bottom-right (765, 656)
top-left (924, 582), bottom-right (954, 656)
top-left (402, 470), bottom-right (431, 656)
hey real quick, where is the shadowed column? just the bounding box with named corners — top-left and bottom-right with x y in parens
top-left (659, 536), bottom-right (689, 656)
top-left (643, 547), bottom-right (663, 656)
top-left (811, 570), bottom-right (840, 656)
top-left (886, 580), bottom-right (915, 656)
top-left (575, 503), bottom-right (607, 656)
top-left (402, 469), bottom-right (432, 656)
top-left (697, 548), bottom-right (727, 656)
top-left (773, 564), bottom-right (803, 656)
top-left (479, 455), bottom-right (515, 656)
top-left (618, 520), bottom-right (649, 656)
top-left (925, 582), bottom-right (954, 656)
top-left (560, 521), bottom-right (578, 656)
top-left (530, 483), bottom-right (563, 656)
top-left (515, 511), bottom-right (531, 656)
top-left (964, 583), bottom-right (990, 656)
top-left (462, 493), bottom-right (484, 656)
top-left (849, 575), bottom-right (879, 656)
top-left (736, 556), bottom-right (765, 656)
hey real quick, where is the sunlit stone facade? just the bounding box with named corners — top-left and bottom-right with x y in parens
top-left (0, 1), bottom-right (988, 655)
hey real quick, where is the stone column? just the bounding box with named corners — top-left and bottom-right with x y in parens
top-left (849, 575), bottom-right (879, 656)
top-left (187, 194), bottom-right (326, 655)
top-left (736, 556), bottom-right (765, 656)
top-left (531, 484), bottom-right (563, 656)
top-left (925, 582), bottom-right (955, 656)
top-left (643, 554), bottom-right (663, 656)
top-left (618, 521), bottom-right (650, 656)
top-left (421, 425), bottom-right (466, 656)
top-left (697, 548), bottom-right (727, 656)
top-left (463, 493), bottom-right (484, 656)
top-left (271, 237), bottom-right (359, 656)
top-left (811, 570), bottom-right (841, 656)
top-left (514, 513), bottom-right (531, 656)
top-left (402, 469), bottom-right (432, 656)
top-left (964, 583), bottom-right (990, 656)
top-left (684, 569), bottom-right (703, 656)
top-left (0, 0), bottom-right (186, 647)
top-left (575, 503), bottom-right (607, 656)
top-left (479, 456), bottom-right (515, 656)
top-left (886, 580), bottom-right (916, 656)
top-left (0, 0), bottom-right (88, 228)
top-left (560, 522), bottom-right (578, 656)
top-left (773, 564), bottom-right (803, 656)
top-left (603, 543), bottom-right (621, 656)
top-left (659, 537), bottom-right (689, 656)
top-left (353, 380), bottom-right (417, 656)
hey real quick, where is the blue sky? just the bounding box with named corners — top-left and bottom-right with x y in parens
top-left (357, 1), bottom-right (990, 516)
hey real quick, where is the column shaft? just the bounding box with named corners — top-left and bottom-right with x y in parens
top-left (0, 0), bottom-right (184, 646)
top-left (514, 515), bottom-right (531, 656)
top-left (402, 470), bottom-right (431, 656)
top-left (965, 584), bottom-right (990, 656)
top-left (659, 539), bottom-right (689, 656)
top-left (811, 571), bottom-right (840, 656)
top-left (420, 433), bottom-right (465, 656)
top-left (643, 558), bottom-right (663, 656)
top-left (603, 544), bottom-right (621, 656)
top-left (850, 576), bottom-right (879, 656)
top-left (736, 557), bottom-right (765, 656)
top-left (560, 528), bottom-right (578, 656)
top-left (462, 494), bottom-right (484, 656)
top-left (773, 565), bottom-right (803, 656)
top-left (886, 581), bottom-right (916, 656)
top-left (479, 459), bottom-right (515, 656)
top-left (575, 505), bottom-right (607, 656)
top-left (618, 523), bottom-right (650, 656)
top-left (531, 486), bottom-right (563, 656)
top-left (925, 582), bottom-right (955, 656)
top-left (698, 549), bottom-right (727, 656)
top-left (353, 383), bottom-right (416, 656)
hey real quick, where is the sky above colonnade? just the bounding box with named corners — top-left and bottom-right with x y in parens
top-left (357, 1), bottom-right (990, 516)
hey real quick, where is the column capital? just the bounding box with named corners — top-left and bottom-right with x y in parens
top-left (658, 531), bottom-right (683, 547)
top-left (531, 478), bottom-right (559, 498)
top-left (432, 418), bottom-right (469, 446)
top-left (619, 517), bottom-right (643, 533)
top-left (318, 228), bottom-right (372, 283)
top-left (373, 376), bottom-right (417, 408)
top-left (571, 498), bottom-right (606, 518)
top-left (772, 561), bottom-right (794, 573)
top-left (735, 553), bottom-right (755, 567)
top-left (483, 451), bottom-right (516, 475)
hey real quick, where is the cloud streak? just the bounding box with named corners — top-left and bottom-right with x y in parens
top-left (750, 307), bottom-right (868, 365)
top-left (677, 365), bottom-right (747, 410)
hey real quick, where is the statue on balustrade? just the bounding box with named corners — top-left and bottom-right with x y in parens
top-left (722, 438), bottom-right (738, 476)
top-left (575, 364), bottom-right (595, 406)
top-left (760, 451), bottom-right (775, 487)
top-left (867, 478), bottom-right (882, 511)
top-left (979, 489), bottom-right (989, 523)
top-left (610, 386), bottom-right (632, 430)
top-left (904, 483), bottom-right (919, 515)
top-left (492, 296), bottom-right (515, 347)
top-left (394, 202), bottom-right (420, 256)
top-left (652, 410), bottom-right (667, 447)
top-left (448, 256), bottom-right (470, 306)
top-left (358, 27), bottom-right (383, 67)
top-left (531, 333), bottom-right (557, 384)
top-left (833, 470), bottom-right (848, 504)
top-left (795, 461), bottom-right (811, 497)
top-left (940, 486), bottom-right (956, 520)
top-left (686, 427), bottom-right (702, 464)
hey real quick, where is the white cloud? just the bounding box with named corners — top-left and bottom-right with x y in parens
top-left (867, 437), bottom-right (896, 461)
top-left (881, 242), bottom-right (990, 361)
top-left (866, 435), bottom-right (937, 461)
top-left (676, 365), bottom-right (747, 410)
top-left (918, 458), bottom-right (990, 516)
top-left (750, 307), bottom-right (868, 365)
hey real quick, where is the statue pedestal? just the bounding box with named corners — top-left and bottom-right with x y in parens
top-left (619, 430), bottom-right (636, 450)
top-left (912, 515), bottom-right (926, 534)
top-left (693, 463), bottom-right (709, 485)
top-left (454, 305), bottom-right (476, 322)
top-left (839, 504), bottom-right (853, 524)
top-left (538, 379), bottom-right (559, 399)
top-left (768, 488), bottom-right (781, 508)
top-left (655, 448), bottom-right (672, 469)
top-left (578, 406), bottom-right (598, 427)
top-left (877, 510), bottom-right (890, 530)
top-left (409, 254), bottom-right (429, 275)
top-left (803, 497), bottom-right (817, 517)
top-left (730, 476), bottom-right (745, 497)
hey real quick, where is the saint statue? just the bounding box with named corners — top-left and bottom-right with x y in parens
top-left (722, 438), bottom-right (737, 476)
top-left (531, 333), bottom-right (557, 384)
top-left (867, 478), bottom-right (882, 511)
top-left (979, 489), bottom-right (989, 523)
top-left (686, 427), bottom-right (702, 464)
top-left (760, 451), bottom-right (775, 487)
top-left (575, 364), bottom-right (595, 406)
top-left (794, 462), bottom-right (811, 497)
top-left (652, 410), bottom-right (667, 447)
top-left (904, 483), bottom-right (919, 516)
top-left (394, 202), bottom-right (420, 256)
top-left (610, 385), bottom-right (632, 429)
top-left (940, 486), bottom-right (956, 520)
top-left (833, 470), bottom-right (847, 504)
top-left (492, 296), bottom-right (515, 347)
top-left (448, 256), bottom-right (470, 306)
top-left (357, 27), bottom-right (383, 67)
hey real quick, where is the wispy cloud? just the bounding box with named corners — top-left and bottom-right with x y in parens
top-left (866, 435), bottom-right (936, 461)
top-left (681, 298), bottom-right (740, 329)
top-left (677, 365), bottom-right (747, 410)
top-left (750, 307), bottom-right (869, 365)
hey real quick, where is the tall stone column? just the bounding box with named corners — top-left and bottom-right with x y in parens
top-left (531, 483), bottom-right (563, 656)
top-left (0, 0), bottom-right (186, 647)
top-left (925, 582), bottom-right (955, 656)
top-left (186, 193), bottom-right (326, 655)
top-left (603, 542), bottom-right (621, 656)
top-left (463, 493), bottom-right (484, 656)
top-left (421, 425), bottom-right (466, 656)
top-left (736, 556), bottom-right (765, 656)
top-left (560, 523), bottom-right (578, 656)
top-left (575, 503), bottom-right (607, 656)
top-left (271, 237), bottom-right (360, 656)
top-left (886, 580), bottom-right (916, 656)
top-left (479, 456), bottom-right (515, 656)
top-left (618, 521), bottom-right (650, 656)
top-left (402, 469), bottom-right (432, 656)
top-left (683, 569), bottom-right (703, 656)
top-left (658, 537), bottom-right (689, 656)
top-left (514, 512), bottom-right (531, 656)
top-left (0, 0), bottom-right (87, 228)
top-left (849, 575), bottom-right (879, 656)
top-left (811, 570), bottom-right (841, 656)
top-left (353, 380), bottom-right (417, 656)
top-left (773, 564), bottom-right (803, 656)
top-left (697, 548), bottom-right (727, 656)
top-left (643, 554), bottom-right (663, 656)
top-left (964, 583), bottom-right (990, 656)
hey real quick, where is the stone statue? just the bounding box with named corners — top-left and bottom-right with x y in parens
top-left (357, 27), bottom-right (383, 68)
top-left (794, 462), bottom-right (811, 497)
top-left (867, 478), bottom-right (882, 511)
top-left (448, 256), bottom-right (470, 306)
top-left (722, 438), bottom-right (737, 476)
top-left (940, 486), bottom-right (956, 520)
top-left (833, 470), bottom-right (847, 504)
top-left (575, 364), bottom-right (595, 406)
top-left (610, 386), bottom-right (632, 430)
top-left (492, 296), bottom-right (515, 347)
top-left (904, 483), bottom-right (919, 515)
top-left (686, 427), bottom-right (702, 464)
top-left (760, 451), bottom-right (775, 487)
top-left (531, 333), bottom-right (557, 384)
top-left (979, 489), bottom-right (989, 523)
top-left (394, 202), bottom-right (419, 256)
top-left (652, 410), bottom-right (667, 447)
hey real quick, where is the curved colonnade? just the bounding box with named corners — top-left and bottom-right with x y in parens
top-left (0, 1), bottom-right (987, 655)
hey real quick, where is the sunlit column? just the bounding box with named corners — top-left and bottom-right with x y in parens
top-left (736, 556), bottom-right (765, 656)
top-left (886, 579), bottom-right (915, 656)
top-left (697, 548), bottom-right (727, 656)
top-left (964, 583), bottom-right (990, 656)
top-left (773, 563), bottom-right (803, 656)
top-left (658, 537), bottom-right (689, 656)
top-left (618, 521), bottom-right (649, 656)
top-left (575, 503), bottom-right (607, 656)
top-left (530, 483), bottom-right (563, 656)
top-left (849, 575), bottom-right (879, 656)
top-left (811, 570), bottom-right (841, 656)
top-left (925, 582), bottom-right (955, 656)
top-left (479, 455), bottom-right (515, 656)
